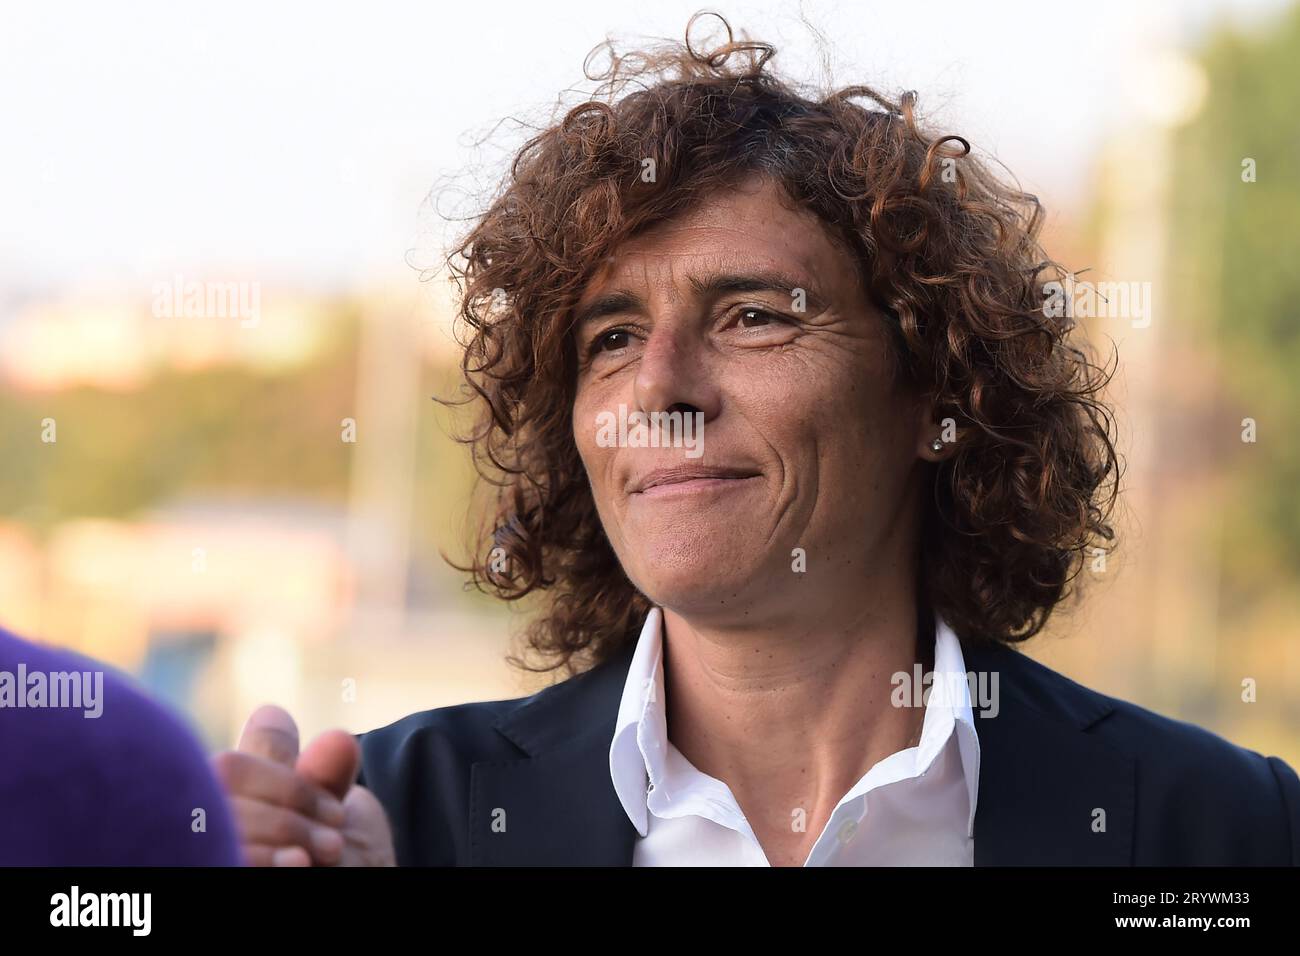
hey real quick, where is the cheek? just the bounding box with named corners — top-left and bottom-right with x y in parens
top-left (776, 366), bottom-right (913, 493)
top-left (838, 395), bottom-right (922, 516)
top-left (572, 379), bottom-right (606, 454)
top-left (572, 417), bottom-right (602, 501)
top-left (572, 403), bottom-right (594, 470)
top-left (741, 356), bottom-right (870, 462)
top-left (572, 389), bottom-right (620, 507)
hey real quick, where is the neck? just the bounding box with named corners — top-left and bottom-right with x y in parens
top-left (660, 576), bottom-right (932, 863)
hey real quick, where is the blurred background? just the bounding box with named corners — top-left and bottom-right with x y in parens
top-left (0, 0), bottom-right (1296, 765)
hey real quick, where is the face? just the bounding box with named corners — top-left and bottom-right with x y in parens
top-left (571, 174), bottom-right (940, 622)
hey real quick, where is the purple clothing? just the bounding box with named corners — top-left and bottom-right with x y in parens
top-left (0, 627), bottom-right (240, 865)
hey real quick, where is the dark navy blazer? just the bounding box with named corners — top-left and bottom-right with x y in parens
top-left (355, 638), bottom-right (1300, 866)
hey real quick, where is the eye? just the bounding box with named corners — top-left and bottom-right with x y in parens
top-left (736, 307), bottom-right (785, 329)
top-left (592, 328), bottom-right (631, 353)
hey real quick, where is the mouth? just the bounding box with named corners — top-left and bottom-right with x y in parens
top-left (630, 465), bottom-right (762, 497)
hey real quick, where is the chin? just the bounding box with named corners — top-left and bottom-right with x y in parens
top-left (626, 543), bottom-right (770, 614)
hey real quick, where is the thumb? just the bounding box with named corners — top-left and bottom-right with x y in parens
top-left (237, 704), bottom-right (300, 767)
top-left (296, 729), bottom-right (361, 801)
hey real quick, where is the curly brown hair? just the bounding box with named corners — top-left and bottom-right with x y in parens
top-left (440, 12), bottom-right (1119, 675)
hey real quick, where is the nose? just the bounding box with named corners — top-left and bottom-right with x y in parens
top-left (631, 323), bottom-right (721, 422)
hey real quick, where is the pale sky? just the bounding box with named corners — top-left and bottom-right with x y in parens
top-left (0, 0), bottom-right (1288, 299)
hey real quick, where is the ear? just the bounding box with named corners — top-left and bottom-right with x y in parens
top-left (915, 398), bottom-right (959, 462)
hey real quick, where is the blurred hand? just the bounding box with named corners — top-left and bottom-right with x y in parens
top-left (213, 705), bottom-right (396, 867)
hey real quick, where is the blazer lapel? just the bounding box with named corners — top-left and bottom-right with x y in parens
top-left (962, 641), bottom-right (1135, 865)
top-left (467, 634), bottom-right (1136, 866)
top-left (470, 644), bottom-right (638, 865)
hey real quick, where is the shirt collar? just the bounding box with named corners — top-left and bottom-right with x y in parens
top-left (609, 606), bottom-right (666, 836)
top-left (608, 605), bottom-right (981, 840)
top-left (920, 614), bottom-right (982, 837)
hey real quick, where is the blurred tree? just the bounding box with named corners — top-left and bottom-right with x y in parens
top-left (1169, 4), bottom-right (1300, 612)
top-left (0, 304), bottom-right (362, 525)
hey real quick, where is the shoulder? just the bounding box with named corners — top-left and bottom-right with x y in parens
top-left (353, 697), bottom-right (527, 865)
top-left (353, 648), bottom-right (634, 865)
top-left (356, 695), bottom-right (531, 773)
top-left (0, 627), bottom-right (240, 865)
top-left (980, 641), bottom-right (1299, 863)
top-left (1094, 687), bottom-right (1298, 863)
top-left (356, 644), bottom-right (634, 768)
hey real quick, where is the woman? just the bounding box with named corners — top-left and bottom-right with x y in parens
top-left (214, 15), bottom-right (1300, 866)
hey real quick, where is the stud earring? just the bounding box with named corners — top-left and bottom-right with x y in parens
top-left (930, 438), bottom-right (945, 453)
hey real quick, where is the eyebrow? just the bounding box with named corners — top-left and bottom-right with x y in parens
top-left (572, 268), bottom-right (827, 332)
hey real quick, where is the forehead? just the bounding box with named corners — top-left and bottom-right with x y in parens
top-left (577, 176), bottom-right (857, 300)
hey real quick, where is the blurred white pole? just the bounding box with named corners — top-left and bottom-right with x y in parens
top-left (345, 287), bottom-right (421, 639)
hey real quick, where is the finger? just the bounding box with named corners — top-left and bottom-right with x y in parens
top-left (242, 844), bottom-right (313, 867)
top-left (241, 844), bottom-right (281, 867)
top-left (212, 750), bottom-right (346, 826)
top-left (297, 729), bottom-right (361, 801)
top-left (272, 846), bottom-right (312, 867)
top-left (228, 796), bottom-right (344, 866)
top-left (237, 704), bottom-right (301, 767)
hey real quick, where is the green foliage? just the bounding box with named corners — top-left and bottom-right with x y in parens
top-left (0, 305), bottom-right (362, 527)
top-left (1169, 5), bottom-right (1300, 592)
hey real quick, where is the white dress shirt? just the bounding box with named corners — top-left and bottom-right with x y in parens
top-left (608, 606), bottom-right (981, 865)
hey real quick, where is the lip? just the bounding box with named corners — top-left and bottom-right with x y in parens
top-left (630, 465), bottom-right (762, 496)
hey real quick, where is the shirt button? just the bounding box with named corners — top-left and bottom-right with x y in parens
top-left (836, 819), bottom-right (858, 844)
